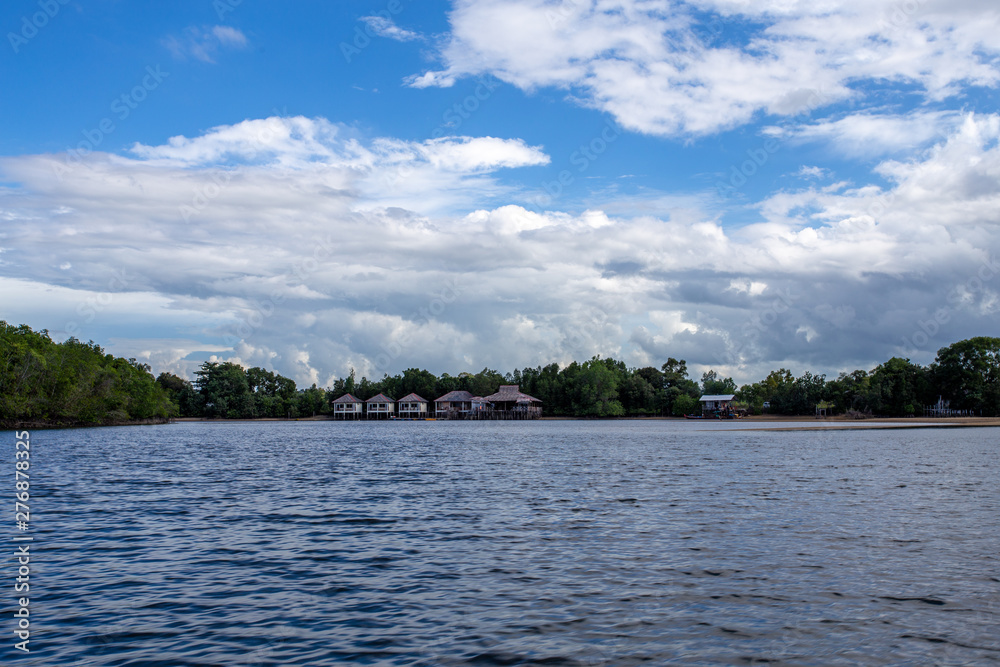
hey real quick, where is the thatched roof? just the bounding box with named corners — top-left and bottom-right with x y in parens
top-left (397, 393), bottom-right (428, 403)
top-left (365, 393), bottom-right (395, 404)
top-left (483, 385), bottom-right (541, 403)
top-left (435, 390), bottom-right (475, 403)
top-left (332, 393), bottom-right (362, 404)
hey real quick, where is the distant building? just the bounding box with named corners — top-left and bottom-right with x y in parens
top-left (365, 393), bottom-right (395, 420)
top-left (482, 385), bottom-right (542, 419)
top-left (699, 394), bottom-right (735, 416)
top-left (397, 393), bottom-right (429, 419)
top-left (332, 393), bottom-right (363, 420)
top-left (435, 390), bottom-right (476, 419)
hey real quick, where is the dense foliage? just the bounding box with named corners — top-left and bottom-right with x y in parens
top-left (736, 338), bottom-right (1000, 417)
top-left (4, 321), bottom-right (998, 422)
top-left (174, 339), bottom-right (1000, 419)
top-left (0, 321), bottom-right (173, 427)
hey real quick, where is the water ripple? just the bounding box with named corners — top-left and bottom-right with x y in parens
top-left (6, 421), bottom-right (999, 665)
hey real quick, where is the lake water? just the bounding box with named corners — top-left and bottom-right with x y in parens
top-left (7, 420), bottom-right (999, 665)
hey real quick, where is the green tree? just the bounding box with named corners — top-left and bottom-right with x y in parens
top-left (672, 394), bottom-right (699, 417)
top-left (0, 321), bottom-right (172, 426)
top-left (931, 337), bottom-right (1000, 416)
top-left (868, 358), bottom-right (928, 416)
top-left (570, 357), bottom-right (625, 417)
top-left (701, 370), bottom-right (737, 395)
top-left (297, 384), bottom-right (327, 416)
top-left (195, 361), bottom-right (251, 418)
top-left (825, 370), bottom-right (872, 415)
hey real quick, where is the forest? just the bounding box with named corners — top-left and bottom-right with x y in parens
top-left (2, 319), bottom-right (998, 426)
top-left (0, 321), bottom-right (174, 427)
top-left (159, 337), bottom-right (1000, 419)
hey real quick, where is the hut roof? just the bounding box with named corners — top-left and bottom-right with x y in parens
top-left (435, 390), bottom-right (475, 403)
top-left (483, 385), bottom-right (541, 403)
top-left (699, 394), bottom-right (736, 402)
top-left (332, 393), bottom-right (362, 404)
top-left (397, 393), bottom-right (428, 403)
top-left (365, 393), bottom-right (395, 403)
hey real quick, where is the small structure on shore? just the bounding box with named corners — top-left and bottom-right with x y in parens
top-left (699, 394), bottom-right (738, 418)
top-left (397, 393), bottom-right (429, 419)
top-left (365, 393), bottom-right (395, 420)
top-left (481, 385), bottom-right (542, 419)
top-left (332, 393), bottom-right (363, 420)
top-left (329, 386), bottom-right (543, 421)
top-left (435, 390), bottom-right (476, 419)
top-left (923, 396), bottom-right (977, 417)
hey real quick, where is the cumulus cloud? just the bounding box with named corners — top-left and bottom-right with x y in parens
top-left (2, 114), bottom-right (999, 386)
top-left (410, 0), bottom-right (1000, 136)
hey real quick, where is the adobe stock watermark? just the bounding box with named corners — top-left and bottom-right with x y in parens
top-left (222, 230), bottom-right (337, 346)
top-left (52, 65), bottom-right (170, 181)
top-left (714, 287), bottom-right (799, 369)
top-left (213, 0), bottom-right (244, 21)
top-left (372, 278), bottom-right (463, 372)
top-left (63, 268), bottom-right (134, 339)
top-left (340, 0), bottom-right (408, 63)
top-left (383, 76), bottom-right (501, 191)
top-left (900, 254), bottom-right (999, 354)
top-left (179, 107), bottom-right (287, 222)
top-left (715, 138), bottom-right (781, 200)
top-left (544, 0), bottom-right (584, 29)
top-left (7, 0), bottom-right (70, 54)
top-left (715, 88), bottom-right (830, 200)
top-left (877, 0), bottom-right (929, 34)
top-left (430, 76), bottom-right (501, 139)
top-left (563, 305), bottom-right (614, 356)
top-left (238, 625), bottom-right (296, 666)
top-left (526, 117), bottom-right (624, 213)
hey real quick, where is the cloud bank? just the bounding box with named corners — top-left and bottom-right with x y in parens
top-left (2, 113), bottom-right (999, 386)
top-left (411, 0), bottom-right (1000, 136)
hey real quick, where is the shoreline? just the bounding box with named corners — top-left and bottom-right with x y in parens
top-left (1, 417), bottom-right (172, 431)
top-left (171, 415), bottom-right (1000, 427)
top-left (8, 416), bottom-right (997, 430)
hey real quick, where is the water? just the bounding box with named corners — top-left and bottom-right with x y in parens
top-left (6, 421), bottom-right (999, 665)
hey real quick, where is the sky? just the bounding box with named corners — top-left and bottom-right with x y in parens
top-left (1, 0), bottom-right (999, 388)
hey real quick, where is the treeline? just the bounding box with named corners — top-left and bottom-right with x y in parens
top-left (156, 361), bottom-right (323, 419)
top-left (157, 357), bottom-right (708, 419)
top-left (737, 337), bottom-right (1000, 417)
top-left (158, 336), bottom-right (1000, 419)
top-left (0, 321), bottom-right (173, 427)
top-left (4, 320), bottom-right (997, 424)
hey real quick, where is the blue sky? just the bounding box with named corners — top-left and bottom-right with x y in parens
top-left (2, 0), bottom-right (999, 387)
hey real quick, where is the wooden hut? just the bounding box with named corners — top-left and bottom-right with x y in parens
top-left (365, 393), bottom-right (395, 420)
top-left (471, 396), bottom-right (488, 416)
top-left (699, 394), bottom-right (736, 418)
top-left (397, 393), bottom-right (429, 419)
top-left (481, 385), bottom-right (542, 419)
top-left (332, 393), bottom-right (363, 420)
top-left (434, 390), bottom-right (475, 419)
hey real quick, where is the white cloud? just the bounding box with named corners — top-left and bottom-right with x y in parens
top-left (411, 0), bottom-right (1000, 137)
top-left (767, 110), bottom-right (963, 157)
top-left (212, 25), bottom-right (248, 47)
top-left (163, 25), bottom-right (249, 63)
top-left (798, 166), bottom-right (829, 178)
top-left (3, 114), bottom-right (1000, 386)
top-left (360, 16), bottom-right (421, 42)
